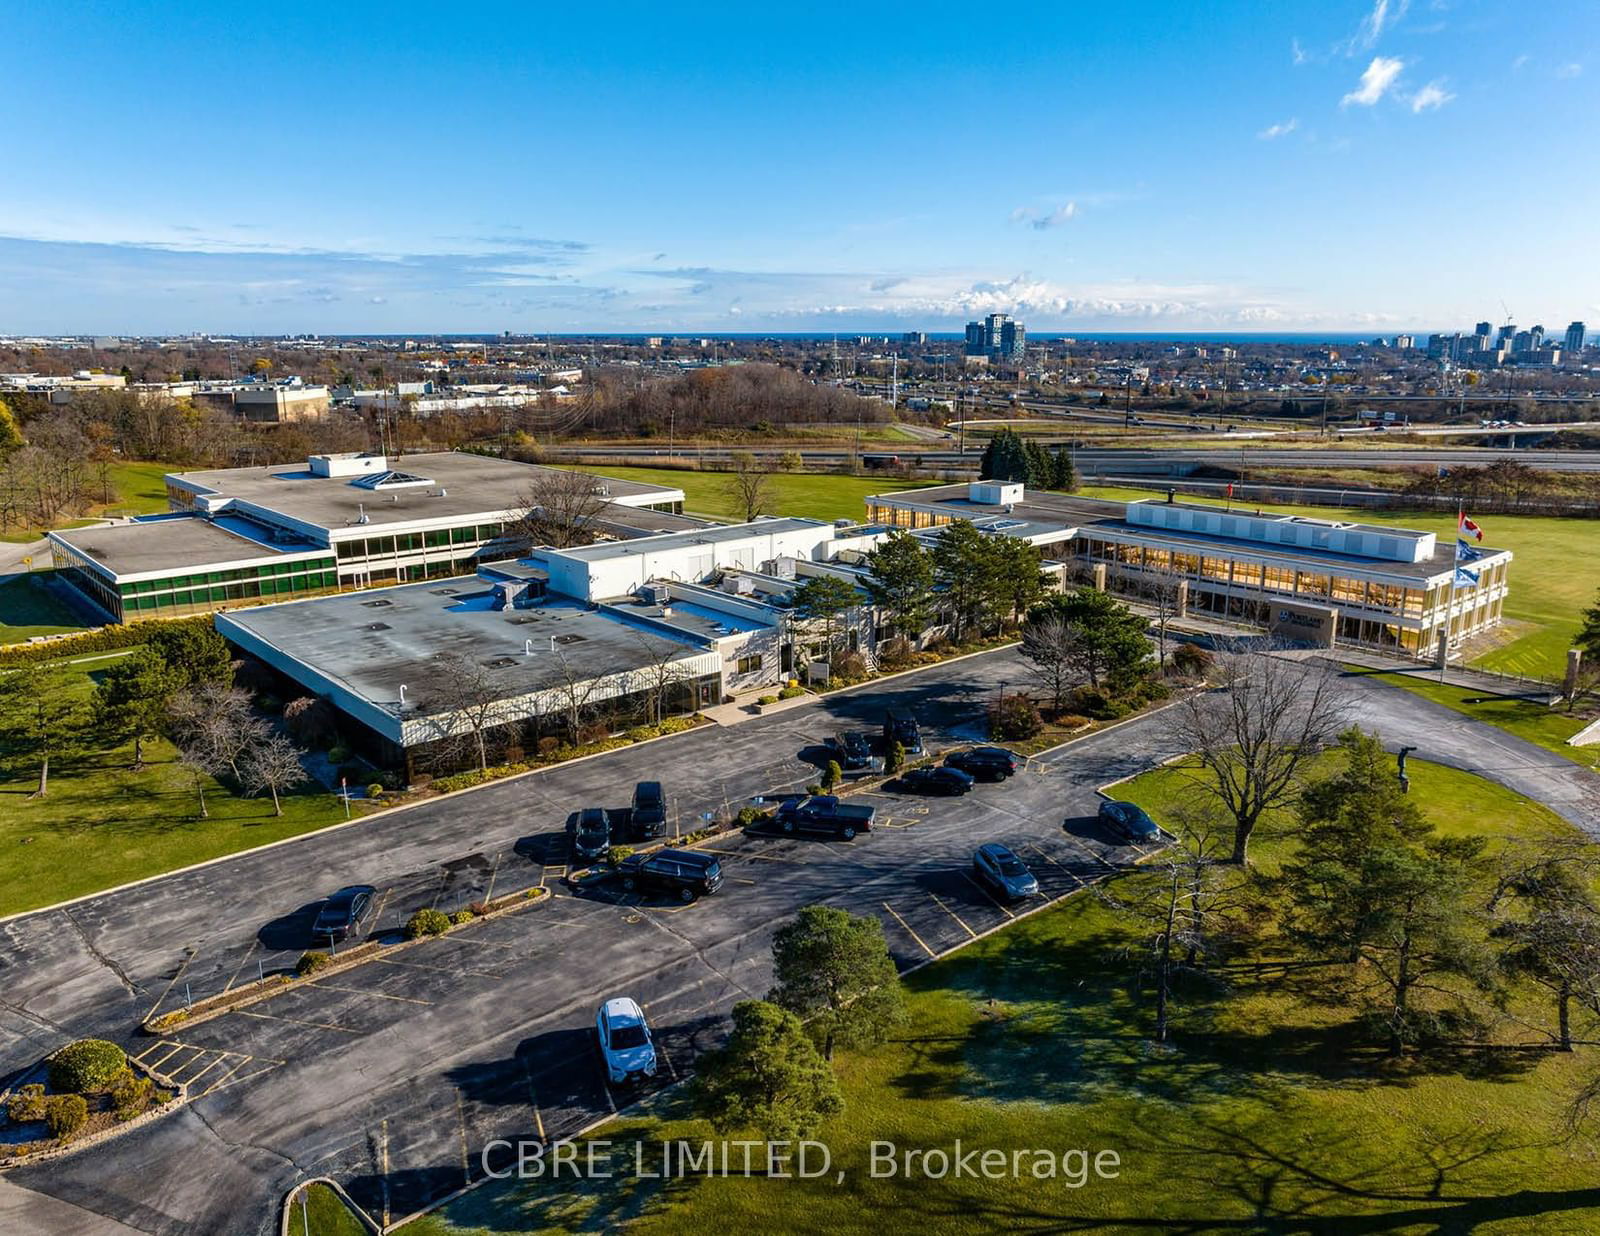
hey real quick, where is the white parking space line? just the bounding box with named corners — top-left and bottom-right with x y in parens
top-left (373, 956), bottom-right (504, 982)
top-left (233, 1008), bottom-right (362, 1034)
top-left (308, 982), bottom-right (433, 1006)
top-left (223, 941), bottom-right (260, 993)
top-left (962, 871), bottom-right (1016, 917)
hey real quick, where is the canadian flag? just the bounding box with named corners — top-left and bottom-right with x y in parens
top-left (1459, 514), bottom-right (1484, 542)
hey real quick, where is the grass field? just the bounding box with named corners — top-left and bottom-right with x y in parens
top-left (576, 464), bottom-right (939, 523)
top-left (1083, 485), bottom-right (1598, 681)
top-left (0, 576), bottom-right (87, 643)
top-left (0, 459), bottom-right (175, 543)
top-left (295, 1183), bottom-right (370, 1236)
top-left (1349, 669), bottom-right (1597, 769)
top-left (404, 759), bottom-right (1600, 1236)
top-left (0, 660), bottom-right (357, 917)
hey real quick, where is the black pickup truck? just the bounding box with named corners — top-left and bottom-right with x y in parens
top-left (773, 795), bottom-right (876, 840)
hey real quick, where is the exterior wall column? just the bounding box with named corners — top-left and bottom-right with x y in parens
top-left (1176, 579), bottom-right (1188, 617)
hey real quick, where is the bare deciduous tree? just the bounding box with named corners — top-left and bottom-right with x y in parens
top-left (240, 733), bottom-right (307, 816)
top-left (510, 467), bottom-right (610, 549)
top-left (1019, 612), bottom-right (1077, 715)
top-left (167, 684), bottom-right (268, 781)
top-left (546, 645), bottom-right (605, 742)
top-left (1173, 648), bottom-right (1349, 865)
top-left (726, 452), bottom-right (774, 523)
top-left (423, 652), bottom-right (504, 772)
top-left (1133, 567), bottom-right (1186, 669)
top-left (628, 633), bottom-right (696, 725)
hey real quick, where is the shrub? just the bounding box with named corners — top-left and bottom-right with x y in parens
top-left (884, 740), bottom-right (906, 775)
top-left (536, 736), bottom-right (563, 757)
top-left (45, 1094), bottom-right (88, 1141)
top-left (736, 806), bottom-right (766, 827)
top-left (877, 636), bottom-right (915, 670)
top-left (577, 722), bottom-right (610, 745)
top-left (409, 772), bottom-right (434, 791)
top-left (450, 910), bottom-right (475, 926)
top-left (283, 696), bottom-right (341, 748)
top-left (805, 783), bottom-right (823, 797)
top-left (502, 742), bottom-right (526, 764)
top-left (405, 908), bottom-right (452, 939)
top-left (1053, 713), bottom-right (1092, 730)
top-left (108, 1069), bottom-right (153, 1122)
top-left (1171, 643), bottom-right (1213, 677)
top-left (1072, 686), bottom-right (1118, 719)
top-left (1136, 678), bottom-right (1171, 703)
top-left (468, 901), bottom-right (489, 916)
top-left (296, 951), bottom-right (332, 977)
top-left (48, 1039), bottom-right (126, 1095)
top-left (821, 760), bottom-right (842, 791)
top-left (989, 693), bottom-right (1042, 741)
top-left (6, 1084), bottom-right (46, 1123)
top-left (756, 695), bottom-right (779, 707)
top-left (831, 652), bottom-right (869, 682)
top-left (231, 656), bottom-right (279, 695)
top-left (256, 693), bottom-right (283, 714)
top-left (326, 745), bottom-right (351, 765)
top-left (366, 783), bottom-right (385, 799)
top-left (607, 845), bottom-right (635, 868)
top-left (0, 614), bottom-right (215, 667)
top-left (778, 684), bottom-right (807, 700)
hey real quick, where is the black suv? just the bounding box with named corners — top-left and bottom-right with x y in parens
top-left (631, 781), bottom-right (667, 840)
top-left (883, 710), bottom-right (923, 756)
top-left (615, 848), bottom-right (723, 902)
top-left (944, 746), bottom-right (1021, 781)
top-left (568, 808), bottom-right (614, 863)
top-left (825, 731), bottom-right (873, 770)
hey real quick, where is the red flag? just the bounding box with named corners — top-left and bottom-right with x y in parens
top-left (1225, 482), bottom-right (1234, 497)
top-left (1460, 514), bottom-right (1484, 541)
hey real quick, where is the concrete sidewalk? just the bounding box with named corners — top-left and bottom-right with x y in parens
top-left (1338, 647), bottom-right (1561, 701)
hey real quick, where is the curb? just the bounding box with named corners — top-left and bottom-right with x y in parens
top-left (282, 1178), bottom-right (382, 1236)
top-left (142, 887), bottom-right (551, 1034)
top-left (0, 1055), bottom-right (188, 1171)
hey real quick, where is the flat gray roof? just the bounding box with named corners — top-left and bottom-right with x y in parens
top-left (51, 516), bottom-right (325, 580)
top-left (218, 577), bottom-right (711, 721)
top-left (556, 517), bottom-right (828, 562)
top-left (869, 483), bottom-right (1126, 526)
top-left (170, 453), bottom-right (682, 536)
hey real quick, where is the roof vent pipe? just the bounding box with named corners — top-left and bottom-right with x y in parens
top-left (399, 684), bottom-right (408, 706)
top-left (524, 639), bottom-right (534, 656)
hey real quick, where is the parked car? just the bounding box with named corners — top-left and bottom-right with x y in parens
top-left (1098, 800), bottom-right (1162, 843)
top-left (631, 782), bottom-right (667, 841)
top-left (569, 807), bottom-right (614, 863)
top-left (944, 746), bottom-right (1021, 781)
top-left (883, 709), bottom-right (923, 756)
top-left (773, 794), bottom-right (876, 840)
top-left (595, 996), bottom-right (658, 1084)
top-left (312, 885), bottom-right (377, 942)
top-left (615, 848), bottom-right (723, 902)
top-left (899, 766), bottom-right (974, 796)
top-left (972, 843), bottom-right (1039, 902)
top-left (825, 731), bottom-right (873, 770)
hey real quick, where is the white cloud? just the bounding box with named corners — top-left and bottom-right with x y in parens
top-left (1342, 56), bottom-right (1406, 106)
top-left (1292, 37), bottom-right (1309, 65)
top-left (1341, 0), bottom-right (1410, 54)
top-left (1511, 53), bottom-right (1530, 71)
top-left (1010, 202), bottom-right (1079, 230)
top-left (1258, 118), bottom-right (1299, 140)
top-left (1556, 62), bottom-right (1583, 79)
top-left (1409, 80), bottom-right (1454, 111)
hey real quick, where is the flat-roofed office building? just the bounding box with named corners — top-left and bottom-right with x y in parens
top-left (866, 482), bottom-right (1512, 658)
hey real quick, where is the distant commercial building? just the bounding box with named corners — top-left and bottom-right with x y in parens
top-left (901, 331), bottom-right (928, 345)
top-left (1473, 322), bottom-right (1493, 351)
top-left (231, 383), bottom-right (331, 423)
top-left (0, 371), bottom-right (127, 404)
top-left (1394, 334), bottom-right (1415, 350)
top-left (1566, 321), bottom-right (1586, 354)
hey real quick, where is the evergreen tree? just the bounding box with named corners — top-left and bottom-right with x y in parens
top-left (1051, 445), bottom-right (1078, 492)
top-left (863, 530), bottom-right (934, 641)
top-left (93, 647), bottom-right (180, 769)
top-left (144, 621), bottom-right (234, 690)
top-left (1023, 439), bottom-right (1054, 488)
top-left (1026, 588), bottom-right (1154, 690)
top-left (0, 661), bottom-right (88, 796)
top-left (790, 574), bottom-right (861, 663)
top-left (1578, 587), bottom-right (1600, 662)
top-left (932, 520), bottom-right (1003, 641)
top-left (980, 429), bottom-right (1029, 483)
top-left (690, 1000), bottom-right (844, 1140)
top-left (769, 905), bottom-right (906, 1060)
top-left (990, 536), bottom-right (1049, 625)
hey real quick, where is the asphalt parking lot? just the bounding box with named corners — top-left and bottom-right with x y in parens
top-left (10, 655), bottom-right (1591, 1235)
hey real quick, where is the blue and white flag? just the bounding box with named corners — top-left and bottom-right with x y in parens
top-left (1456, 539), bottom-right (1485, 562)
top-left (1454, 565), bottom-right (1480, 587)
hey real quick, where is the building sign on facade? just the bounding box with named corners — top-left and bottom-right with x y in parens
top-left (1268, 601), bottom-right (1338, 648)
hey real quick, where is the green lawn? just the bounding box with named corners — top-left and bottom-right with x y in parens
top-left (0, 575), bottom-right (88, 644)
top-left (1084, 485), bottom-right (1598, 681)
top-left (404, 760), bottom-right (1600, 1236)
top-left (0, 663), bottom-right (357, 916)
top-left (1347, 669), bottom-right (1598, 769)
top-left (578, 465), bottom-right (939, 523)
top-left (0, 459), bottom-right (175, 542)
top-left (294, 1182), bottom-right (370, 1236)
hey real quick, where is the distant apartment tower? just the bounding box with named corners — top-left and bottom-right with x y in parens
top-left (964, 313), bottom-right (1026, 360)
top-left (1394, 333), bottom-right (1415, 350)
top-left (1565, 321), bottom-right (1586, 354)
top-left (1496, 323), bottom-right (1516, 347)
top-left (901, 331), bottom-right (928, 345)
top-left (1530, 325), bottom-right (1546, 350)
top-left (1473, 321), bottom-right (1493, 352)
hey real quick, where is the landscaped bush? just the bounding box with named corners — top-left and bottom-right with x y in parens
top-left (1171, 643), bottom-right (1213, 677)
top-left (989, 692), bottom-right (1043, 741)
top-left (501, 743), bottom-right (526, 765)
top-left (756, 695), bottom-right (779, 706)
top-left (607, 845), bottom-right (635, 867)
top-left (47, 1040), bottom-right (126, 1095)
top-left (0, 614), bottom-right (216, 666)
top-left (822, 760), bottom-right (842, 791)
top-left (1134, 678), bottom-right (1172, 703)
top-left (283, 696), bottom-right (341, 748)
top-left (296, 951), bottom-right (332, 977)
top-left (830, 652), bottom-right (869, 683)
top-left (255, 693), bottom-right (283, 714)
top-left (778, 684), bottom-right (807, 700)
top-left (365, 783), bottom-right (384, 799)
top-left (326, 745), bottom-right (351, 765)
top-left (6, 1084), bottom-right (46, 1123)
top-left (876, 636), bottom-right (916, 670)
top-left (45, 1094), bottom-right (88, 1141)
top-left (805, 783), bottom-right (823, 796)
top-left (405, 908), bottom-right (452, 939)
top-left (536, 736), bottom-right (562, 757)
top-left (108, 1069), bottom-right (153, 1122)
top-left (1052, 713), bottom-right (1092, 730)
top-left (884, 740), bottom-right (906, 775)
top-left (409, 772), bottom-right (434, 791)
top-left (450, 909), bottom-right (475, 926)
top-left (737, 806), bottom-right (766, 827)
top-left (577, 722), bottom-right (611, 745)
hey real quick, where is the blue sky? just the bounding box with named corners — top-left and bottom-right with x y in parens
top-left (2, 0), bottom-right (1596, 334)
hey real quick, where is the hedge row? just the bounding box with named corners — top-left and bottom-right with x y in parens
top-left (0, 614), bottom-right (216, 665)
top-left (427, 716), bottom-right (699, 795)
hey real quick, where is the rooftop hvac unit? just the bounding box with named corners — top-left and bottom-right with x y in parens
top-left (638, 584), bottom-right (671, 607)
top-left (722, 574), bottom-right (755, 595)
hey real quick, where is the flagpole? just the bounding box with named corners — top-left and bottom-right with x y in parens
top-left (1438, 504), bottom-right (1461, 683)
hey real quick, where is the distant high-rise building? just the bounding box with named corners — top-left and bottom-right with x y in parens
top-left (1473, 321), bottom-right (1493, 351)
top-left (1394, 333), bottom-right (1414, 350)
top-left (964, 313), bottom-right (1026, 360)
top-left (1512, 329), bottom-right (1533, 354)
top-left (1496, 323), bottom-right (1516, 347)
top-left (901, 331), bottom-right (927, 345)
top-left (1530, 325), bottom-right (1546, 350)
top-left (1565, 321), bottom-right (1586, 353)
